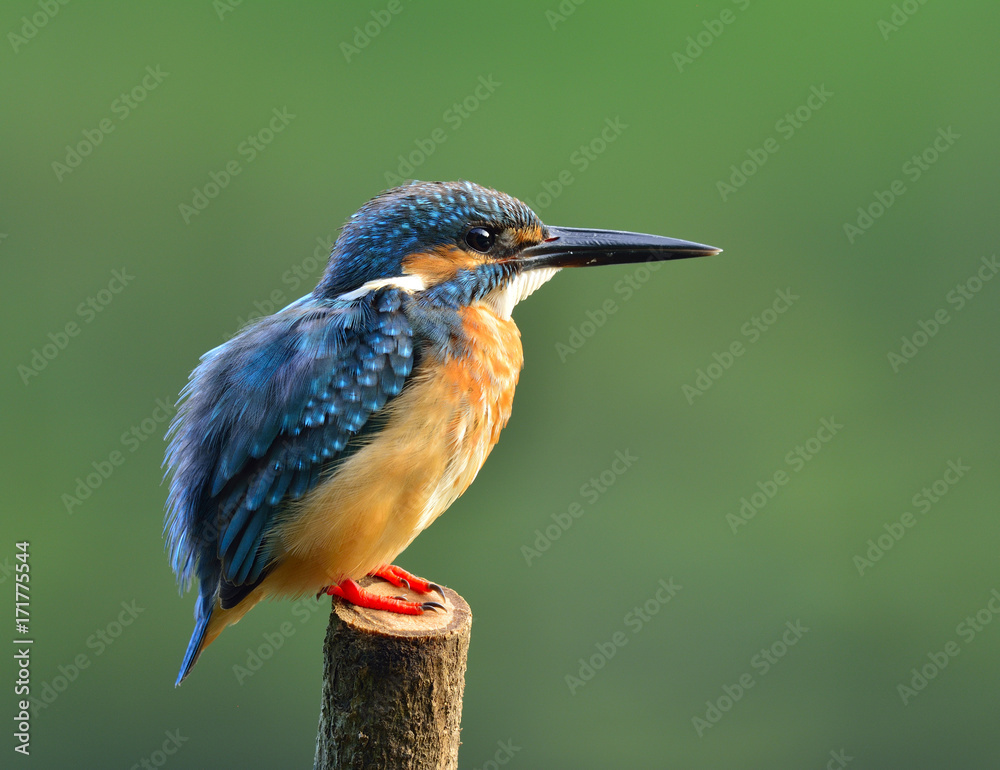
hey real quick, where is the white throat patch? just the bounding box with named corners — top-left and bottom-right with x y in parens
top-left (484, 267), bottom-right (561, 319)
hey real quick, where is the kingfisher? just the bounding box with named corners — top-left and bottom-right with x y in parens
top-left (165, 180), bottom-right (719, 685)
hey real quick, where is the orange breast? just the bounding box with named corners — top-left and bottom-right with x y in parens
top-left (446, 303), bottom-right (524, 445)
top-left (404, 303), bottom-right (523, 534)
top-left (269, 301), bottom-right (523, 595)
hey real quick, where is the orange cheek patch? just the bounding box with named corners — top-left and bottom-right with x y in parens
top-left (403, 246), bottom-right (483, 285)
top-left (512, 224), bottom-right (544, 248)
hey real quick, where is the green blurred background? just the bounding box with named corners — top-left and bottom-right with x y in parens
top-left (3, 1), bottom-right (999, 768)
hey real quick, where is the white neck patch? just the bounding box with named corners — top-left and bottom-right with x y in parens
top-left (484, 267), bottom-right (561, 320)
top-left (335, 267), bottom-right (560, 320)
top-left (335, 274), bottom-right (428, 301)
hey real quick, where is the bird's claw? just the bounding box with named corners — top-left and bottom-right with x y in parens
top-left (428, 583), bottom-right (446, 602)
top-left (371, 565), bottom-right (444, 602)
top-left (324, 578), bottom-right (447, 616)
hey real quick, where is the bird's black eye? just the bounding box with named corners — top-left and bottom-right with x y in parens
top-left (465, 226), bottom-right (496, 253)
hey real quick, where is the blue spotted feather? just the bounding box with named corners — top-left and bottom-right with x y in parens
top-left (165, 180), bottom-right (542, 684)
top-left (164, 288), bottom-right (413, 682)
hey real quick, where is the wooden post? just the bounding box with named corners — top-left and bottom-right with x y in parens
top-left (314, 577), bottom-right (472, 770)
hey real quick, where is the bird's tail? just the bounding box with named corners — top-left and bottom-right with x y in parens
top-left (176, 586), bottom-right (217, 686)
top-left (176, 581), bottom-right (265, 686)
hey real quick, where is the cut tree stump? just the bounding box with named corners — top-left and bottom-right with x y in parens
top-left (314, 576), bottom-right (472, 770)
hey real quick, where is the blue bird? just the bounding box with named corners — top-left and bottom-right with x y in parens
top-left (164, 180), bottom-right (719, 684)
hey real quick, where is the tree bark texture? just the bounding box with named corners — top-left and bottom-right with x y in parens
top-left (314, 577), bottom-right (472, 770)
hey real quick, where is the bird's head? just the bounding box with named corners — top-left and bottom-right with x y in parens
top-left (316, 180), bottom-right (720, 317)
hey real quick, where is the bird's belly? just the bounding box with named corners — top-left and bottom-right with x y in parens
top-left (268, 304), bottom-right (523, 593)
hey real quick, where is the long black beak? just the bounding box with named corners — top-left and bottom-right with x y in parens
top-left (516, 226), bottom-right (721, 270)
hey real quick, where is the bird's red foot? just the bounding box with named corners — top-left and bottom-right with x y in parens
top-left (320, 577), bottom-right (444, 615)
top-left (371, 564), bottom-right (446, 602)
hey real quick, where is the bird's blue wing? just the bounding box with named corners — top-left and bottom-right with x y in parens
top-left (164, 287), bottom-right (414, 603)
